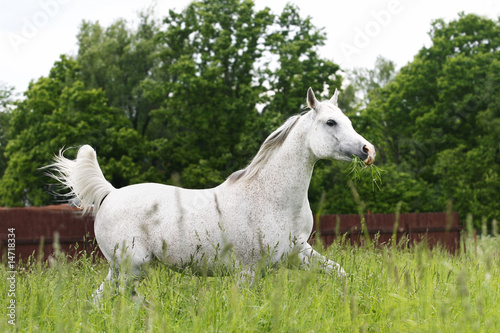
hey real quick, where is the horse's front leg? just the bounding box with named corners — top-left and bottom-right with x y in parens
top-left (296, 242), bottom-right (346, 278)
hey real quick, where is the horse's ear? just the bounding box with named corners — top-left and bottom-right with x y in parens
top-left (330, 89), bottom-right (340, 107)
top-left (307, 87), bottom-right (318, 110)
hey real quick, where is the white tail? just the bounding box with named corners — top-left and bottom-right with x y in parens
top-left (47, 145), bottom-right (115, 215)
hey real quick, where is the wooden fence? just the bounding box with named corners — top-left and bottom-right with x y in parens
top-left (311, 212), bottom-right (462, 252)
top-left (1, 205), bottom-right (462, 262)
top-left (0, 205), bottom-right (97, 262)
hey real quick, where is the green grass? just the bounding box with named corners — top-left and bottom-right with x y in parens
top-left (347, 155), bottom-right (384, 191)
top-left (2, 235), bottom-right (500, 332)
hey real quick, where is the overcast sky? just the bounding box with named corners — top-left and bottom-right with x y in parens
top-left (1, 0), bottom-right (499, 96)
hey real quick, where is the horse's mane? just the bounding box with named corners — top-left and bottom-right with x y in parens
top-left (227, 111), bottom-right (308, 183)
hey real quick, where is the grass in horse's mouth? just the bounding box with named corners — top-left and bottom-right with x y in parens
top-left (346, 155), bottom-right (383, 191)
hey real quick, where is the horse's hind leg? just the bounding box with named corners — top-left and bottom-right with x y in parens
top-left (92, 264), bottom-right (149, 305)
top-left (123, 264), bottom-right (150, 306)
top-left (93, 237), bottom-right (153, 304)
top-left (92, 267), bottom-right (118, 304)
top-left (92, 265), bottom-right (149, 305)
top-left (92, 257), bottom-right (149, 305)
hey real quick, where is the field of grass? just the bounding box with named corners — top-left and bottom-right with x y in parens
top-left (2, 234), bottom-right (500, 332)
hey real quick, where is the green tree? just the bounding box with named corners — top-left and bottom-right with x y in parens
top-left (0, 83), bottom-right (15, 178)
top-left (76, 12), bottom-right (162, 136)
top-left (0, 57), bottom-right (158, 206)
top-left (433, 55), bottom-right (500, 223)
top-left (341, 56), bottom-right (396, 113)
top-left (309, 161), bottom-right (437, 215)
top-left (263, 4), bottom-right (341, 120)
top-left (150, 0), bottom-right (342, 189)
top-left (150, 0), bottom-right (274, 188)
top-left (363, 13), bottom-right (500, 223)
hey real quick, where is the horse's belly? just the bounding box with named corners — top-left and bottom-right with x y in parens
top-left (216, 208), bottom-right (295, 266)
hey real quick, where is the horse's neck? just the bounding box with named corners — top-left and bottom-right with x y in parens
top-left (256, 118), bottom-right (315, 209)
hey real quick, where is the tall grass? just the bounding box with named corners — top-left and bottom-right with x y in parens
top-left (2, 234), bottom-right (500, 332)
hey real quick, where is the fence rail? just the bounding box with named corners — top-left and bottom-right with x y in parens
top-left (312, 212), bottom-right (462, 252)
top-left (0, 205), bottom-right (97, 262)
top-left (1, 205), bottom-right (462, 262)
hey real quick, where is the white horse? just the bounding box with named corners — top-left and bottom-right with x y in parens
top-left (49, 88), bottom-right (375, 301)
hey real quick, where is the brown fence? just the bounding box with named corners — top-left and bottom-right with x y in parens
top-left (1, 206), bottom-right (462, 262)
top-left (0, 205), bottom-right (98, 262)
top-left (312, 212), bottom-right (462, 252)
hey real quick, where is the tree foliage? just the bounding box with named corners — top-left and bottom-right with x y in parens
top-left (0, 57), bottom-right (157, 206)
top-left (76, 12), bottom-right (162, 136)
top-left (0, 83), bottom-right (14, 178)
top-left (150, 0), bottom-right (274, 187)
top-left (360, 13), bottom-right (500, 224)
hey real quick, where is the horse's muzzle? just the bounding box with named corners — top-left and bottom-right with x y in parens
top-left (362, 144), bottom-right (376, 166)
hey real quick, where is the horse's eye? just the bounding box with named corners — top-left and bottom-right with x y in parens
top-left (326, 119), bottom-right (337, 126)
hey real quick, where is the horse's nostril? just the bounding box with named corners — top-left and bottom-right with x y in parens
top-left (362, 145), bottom-right (369, 154)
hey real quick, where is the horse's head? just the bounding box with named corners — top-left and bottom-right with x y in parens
top-left (306, 87), bottom-right (375, 166)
